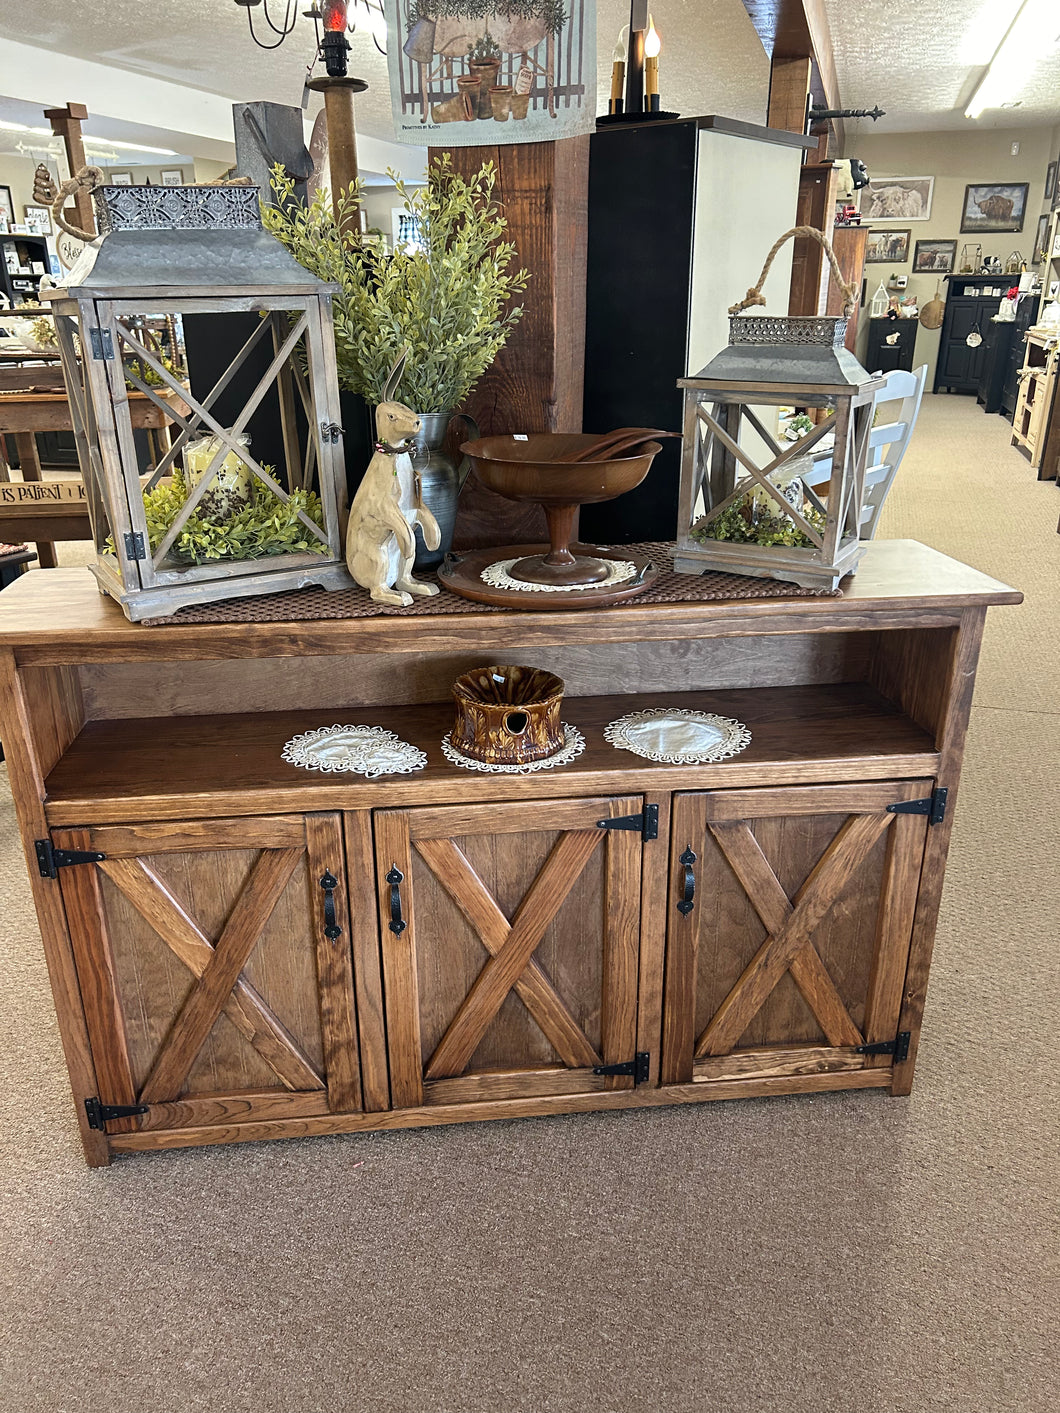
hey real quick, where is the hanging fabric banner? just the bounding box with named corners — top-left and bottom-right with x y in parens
top-left (384, 1), bottom-right (596, 145)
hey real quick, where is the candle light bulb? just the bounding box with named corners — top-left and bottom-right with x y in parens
top-left (644, 16), bottom-right (661, 58)
top-left (322, 0), bottom-right (349, 33)
top-left (613, 24), bottom-right (628, 62)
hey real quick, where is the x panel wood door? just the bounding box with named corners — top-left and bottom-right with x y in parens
top-left (54, 813), bottom-right (361, 1135)
top-left (375, 797), bottom-right (643, 1110)
top-left (662, 782), bottom-right (930, 1087)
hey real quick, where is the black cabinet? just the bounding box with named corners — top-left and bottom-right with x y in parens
top-left (0, 234), bottom-right (51, 307)
top-left (977, 320), bottom-right (1015, 414)
top-left (865, 317), bottom-right (918, 374)
top-left (934, 275), bottom-right (1009, 394)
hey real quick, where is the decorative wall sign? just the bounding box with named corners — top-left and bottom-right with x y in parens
top-left (865, 228), bottom-right (910, 263)
top-left (961, 183), bottom-right (1029, 234)
top-left (384, 0), bottom-right (596, 145)
top-left (860, 176), bottom-right (934, 222)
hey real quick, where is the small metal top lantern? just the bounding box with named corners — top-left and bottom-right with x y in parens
top-left (44, 182), bottom-right (351, 621)
top-left (674, 227), bottom-right (883, 590)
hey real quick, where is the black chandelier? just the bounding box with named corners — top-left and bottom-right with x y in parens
top-left (233, 0), bottom-right (387, 70)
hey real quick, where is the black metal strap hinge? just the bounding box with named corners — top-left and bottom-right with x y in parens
top-left (85, 1097), bottom-right (149, 1131)
top-left (856, 1031), bottom-right (911, 1062)
top-left (123, 531), bottom-right (146, 561)
top-left (887, 787), bottom-right (948, 825)
top-left (596, 805), bottom-right (658, 841)
top-left (89, 328), bottom-right (115, 361)
top-left (593, 1052), bottom-right (650, 1084)
top-left (35, 839), bottom-right (106, 879)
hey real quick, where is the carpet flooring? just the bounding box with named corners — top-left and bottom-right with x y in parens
top-left (0, 394), bottom-right (1057, 1413)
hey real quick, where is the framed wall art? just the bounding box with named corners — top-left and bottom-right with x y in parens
top-left (961, 183), bottom-right (1028, 233)
top-left (865, 228), bottom-right (911, 263)
top-left (160, 168), bottom-right (185, 186)
top-left (0, 185), bottom-right (14, 225)
top-left (913, 239), bottom-right (957, 274)
top-left (109, 172), bottom-right (133, 186)
top-left (1033, 215), bottom-right (1050, 265)
top-left (860, 176), bottom-right (934, 222)
top-left (1046, 161), bottom-right (1057, 201)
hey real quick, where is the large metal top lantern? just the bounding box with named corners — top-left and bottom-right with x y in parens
top-left (674, 227), bottom-right (883, 590)
top-left (44, 183), bottom-right (351, 621)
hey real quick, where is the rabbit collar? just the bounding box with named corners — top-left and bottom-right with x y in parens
top-left (374, 437), bottom-right (413, 455)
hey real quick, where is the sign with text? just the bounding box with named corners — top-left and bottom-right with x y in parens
top-left (385, 0), bottom-right (595, 146)
top-left (0, 480), bottom-right (87, 506)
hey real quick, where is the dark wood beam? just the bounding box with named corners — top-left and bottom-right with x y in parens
top-left (742, 0), bottom-right (843, 151)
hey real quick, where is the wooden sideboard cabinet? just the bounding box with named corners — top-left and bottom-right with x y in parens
top-left (0, 543), bottom-right (1020, 1166)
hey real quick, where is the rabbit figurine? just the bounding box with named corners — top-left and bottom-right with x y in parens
top-left (345, 351), bottom-right (441, 607)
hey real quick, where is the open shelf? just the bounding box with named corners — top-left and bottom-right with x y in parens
top-left (44, 682), bottom-right (940, 825)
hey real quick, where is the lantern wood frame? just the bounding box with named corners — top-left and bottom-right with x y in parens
top-left (45, 280), bottom-right (351, 622)
top-left (673, 373), bottom-right (884, 590)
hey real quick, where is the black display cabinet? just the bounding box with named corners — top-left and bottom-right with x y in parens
top-left (934, 274), bottom-right (1010, 394)
top-left (865, 316), bottom-right (918, 375)
top-left (977, 320), bottom-right (1016, 414)
top-left (0, 233), bottom-right (51, 306)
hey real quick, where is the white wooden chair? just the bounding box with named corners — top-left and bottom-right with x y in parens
top-left (806, 364), bottom-right (928, 539)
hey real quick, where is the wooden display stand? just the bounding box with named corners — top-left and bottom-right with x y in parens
top-left (0, 542), bottom-right (1020, 1166)
top-left (1011, 328), bottom-right (1060, 480)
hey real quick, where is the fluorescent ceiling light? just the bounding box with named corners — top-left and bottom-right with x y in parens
top-left (0, 120), bottom-right (178, 156)
top-left (965, 0), bottom-right (1060, 119)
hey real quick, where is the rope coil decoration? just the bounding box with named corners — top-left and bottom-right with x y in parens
top-left (50, 165), bottom-right (105, 242)
top-left (729, 225), bottom-right (859, 320)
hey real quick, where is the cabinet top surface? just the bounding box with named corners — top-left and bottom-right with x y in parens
top-left (0, 540), bottom-right (1021, 663)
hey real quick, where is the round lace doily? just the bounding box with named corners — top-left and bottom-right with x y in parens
top-left (441, 723), bottom-right (586, 773)
top-left (480, 558), bottom-right (637, 593)
top-left (603, 709), bottom-right (751, 764)
top-left (282, 725), bottom-right (428, 778)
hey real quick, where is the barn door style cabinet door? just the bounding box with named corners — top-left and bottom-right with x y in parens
top-left (373, 797), bottom-right (645, 1110)
top-left (662, 782), bottom-right (931, 1087)
top-left (48, 813), bottom-right (365, 1136)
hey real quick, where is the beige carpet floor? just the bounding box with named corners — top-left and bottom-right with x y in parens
top-left (0, 394), bottom-right (1057, 1413)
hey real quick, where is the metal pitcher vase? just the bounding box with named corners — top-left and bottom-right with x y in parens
top-left (412, 411), bottom-right (479, 569)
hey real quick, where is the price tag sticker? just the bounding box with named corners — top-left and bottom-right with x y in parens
top-left (513, 434), bottom-right (528, 441)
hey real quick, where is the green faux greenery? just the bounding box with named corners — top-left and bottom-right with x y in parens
top-left (123, 354), bottom-right (180, 390)
top-left (692, 495), bottom-right (827, 550)
top-left (29, 315), bottom-right (57, 348)
top-left (124, 471), bottom-right (327, 566)
top-left (263, 157), bottom-right (528, 413)
top-left (410, 0), bottom-right (566, 34)
top-left (467, 33), bottom-right (501, 62)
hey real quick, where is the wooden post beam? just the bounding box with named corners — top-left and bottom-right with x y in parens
top-left (741, 1), bottom-right (844, 153)
top-left (43, 102), bottom-right (95, 237)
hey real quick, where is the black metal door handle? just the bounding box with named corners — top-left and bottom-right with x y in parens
top-left (676, 847), bottom-right (696, 916)
top-left (319, 870), bottom-right (342, 941)
top-left (386, 866), bottom-right (407, 935)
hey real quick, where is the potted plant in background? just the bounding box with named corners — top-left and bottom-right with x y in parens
top-left (466, 32), bottom-right (502, 117)
top-left (264, 156), bottom-right (528, 566)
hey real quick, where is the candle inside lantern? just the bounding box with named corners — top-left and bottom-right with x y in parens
top-left (644, 15), bottom-right (661, 112)
top-left (184, 434), bottom-right (254, 521)
top-left (610, 31), bottom-right (627, 114)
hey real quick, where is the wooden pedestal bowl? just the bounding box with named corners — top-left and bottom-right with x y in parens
top-left (459, 433), bottom-right (662, 586)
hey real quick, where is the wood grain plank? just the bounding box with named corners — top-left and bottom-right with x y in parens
top-left (343, 810), bottom-right (390, 1112)
top-left (415, 837), bottom-right (601, 1070)
top-left (136, 1089), bottom-right (332, 1131)
top-left (374, 810), bottom-right (423, 1109)
top-left (600, 822), bottom-right (642, 1089)
top-left (108, 1068), bottom-right (894, 1154)
top-left (636, 792), bottom-right (671, 1087)
top-left (693, 1044), bottom-right (867, 1083)
top-left (100, 856), bottom-right (324, 1092)
top-left (696, 811), bottom-right (892, 1056)
top-left (702, 780), bottom-right (926, 822)
top-left (861, 806), bottom-right (929, 1069)
top-left (139, 847), bottom-right (304, 1103)
top-left (425, 829), bottom-right (603, 1079)
top-left (661, 795), bottom-right (703, 1084)
top-left (53, 829), bottom-right (140, 1134)
top-left (306, 813), bottom-right (361, 1112)
top-left (86, 817), bottom-right (309, 855)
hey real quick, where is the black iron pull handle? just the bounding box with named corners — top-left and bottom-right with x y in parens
top-left (676, 847), bottom-right (696, 916)
top-left (319, 870), bottom-right (342, 941)
top-left (386, 866), bottom-right (407, 935)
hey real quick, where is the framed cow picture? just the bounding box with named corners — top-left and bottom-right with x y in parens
top-left (860, 176), bottom-right (934, 222)
top-left (961, 183), bottom-right (1028, 233)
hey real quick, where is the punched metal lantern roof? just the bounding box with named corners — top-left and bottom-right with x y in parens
top-left (52, 184), bottom-right (334, 297)
top-left (685, 314), bottom-right (874, 391)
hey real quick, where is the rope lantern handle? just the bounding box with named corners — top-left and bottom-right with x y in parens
top-left (50, 165), bottom-right (106, 243)
top-left (728, 225), bottom-right (859, 320)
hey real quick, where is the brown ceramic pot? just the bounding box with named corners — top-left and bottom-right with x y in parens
top-left (451, 665), bottom-right (564, 764)
top-left (468, 59), bottom-right (501, 117)
top-left (490, 85), bottom-right (513, 120)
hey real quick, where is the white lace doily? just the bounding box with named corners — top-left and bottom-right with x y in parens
top-left (441, 724), bottom-right (586, 773)
top-left (282, 725), bottom-right (428, 778)
top-left (604, 709), bottom-right (751, 764)
top-left (480, 558), bottom-right (637, 593)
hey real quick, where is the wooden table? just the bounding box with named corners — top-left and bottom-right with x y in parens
top-left (0, 542), bottom-right (1021, 1166)
top-left (0, 385), bottom-right (186, 568)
